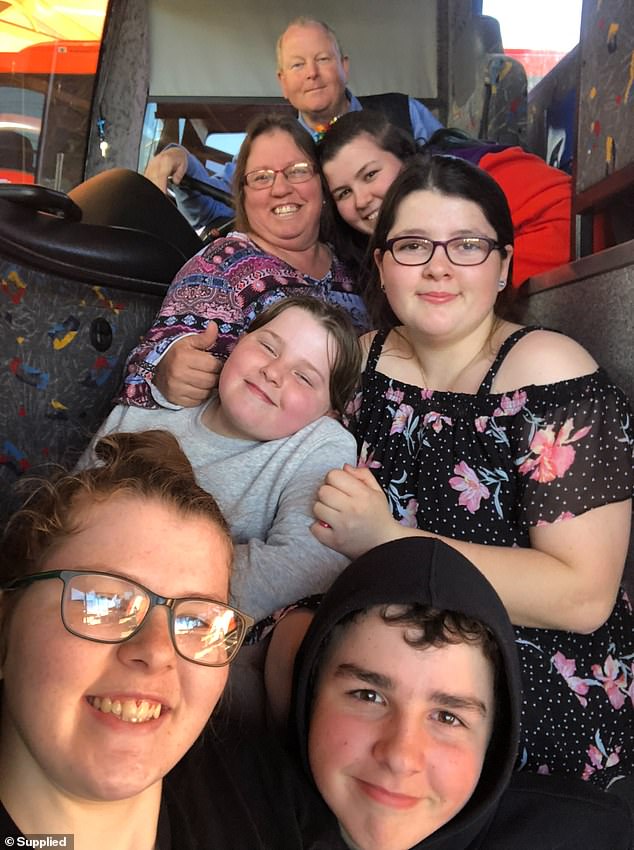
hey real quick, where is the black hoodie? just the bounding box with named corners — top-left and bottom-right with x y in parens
top-left (291, 538), bottom-right (632, 850)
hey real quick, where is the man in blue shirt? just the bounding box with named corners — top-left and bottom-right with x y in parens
top-left (144, 17), bottom-right (442, 231)
top-left (276, 17), bottom-right (441, 144)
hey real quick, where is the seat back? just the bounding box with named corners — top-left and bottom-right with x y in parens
top-left (449, 15), bottom-right (528, 146)
top-left (0, 130), bottom-right (35, 178)
top-left (69, 168), bottom-right (204, 260)
top-left (0, 185), bottom-right (173, 523)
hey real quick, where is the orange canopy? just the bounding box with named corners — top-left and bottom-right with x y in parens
top-left (0, 0), bottom-right (107, 69)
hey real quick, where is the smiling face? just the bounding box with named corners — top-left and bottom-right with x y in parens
top-left (209, 306), bottom-right (335, 441)
top-left (324, 134), bottom-right (404, 235)
top-left (374, 189), bottom-right (513, 345)
top-left (243, 129), bottom-right (323, 252)
top-left (0, 494), bottom-right (232, 803)
top-left (277, 23), bottom-right (350, 125)
top-left (308, 609), bottom-right (495, 850)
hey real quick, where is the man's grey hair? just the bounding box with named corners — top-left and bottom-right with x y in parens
top-left (276, 16), bottom-right (345, 71)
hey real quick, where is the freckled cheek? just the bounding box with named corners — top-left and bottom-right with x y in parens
top-left (432, 745), bottom-right (484, 804)
top-left (5, 653), bottom-right (53, 707)
top-left (326, 717), bottom-right (367, 763)
top-left (6, 613), bottom-right (81, 694)
top-left (3, 639), bottom-right (97, 745)
top-left (309, 711), bottom-right (364, 776)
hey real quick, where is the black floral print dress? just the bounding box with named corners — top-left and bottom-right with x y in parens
top-left (350, 327), bottom-right (634, 787)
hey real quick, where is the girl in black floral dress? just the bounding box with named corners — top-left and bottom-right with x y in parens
top-left (312, 155), bottom-right (634, 788)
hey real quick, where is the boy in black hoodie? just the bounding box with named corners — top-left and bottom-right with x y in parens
top-left (290, 538), bottom-right (632, 849)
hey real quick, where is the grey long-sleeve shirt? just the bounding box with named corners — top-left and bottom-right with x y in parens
top-left (80, 397), bottom-right (355, 620)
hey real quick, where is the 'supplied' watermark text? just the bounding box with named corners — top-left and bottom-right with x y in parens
top-left (4, 837), bottom-right (73, 848)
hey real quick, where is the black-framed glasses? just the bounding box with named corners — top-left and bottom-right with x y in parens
top-left (244, 161), bottom-right (315, 190)
top-left (382, 236), bottom-right (502, 267)
top-left (2, 570), bottom-right (254, 667)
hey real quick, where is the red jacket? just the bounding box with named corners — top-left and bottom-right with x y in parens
top-left (480, 147), bottom-right (572, 286)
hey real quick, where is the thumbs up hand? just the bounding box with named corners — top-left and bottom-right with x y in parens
top-left (154, 323), bottom-right (223, 406)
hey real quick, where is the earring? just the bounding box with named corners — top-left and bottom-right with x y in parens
top-left (498, 279), bottom-right (507, 291)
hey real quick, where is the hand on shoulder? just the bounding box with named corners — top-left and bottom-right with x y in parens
top-left (493, 329), bottom-right (598, 392)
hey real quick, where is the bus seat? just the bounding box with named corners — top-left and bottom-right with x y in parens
top-left (0, 130), bottom-right (35, 176)
top-left (69, 168), bottom-right (203, 260)
top-left (0, 185), bottom-right (171, 523)
top-left (482, 56), bottom-right (528, 147)
top-left (525, 45), bottom-right (579, 171)
top-left (449, 15), bottom-right (528, 147)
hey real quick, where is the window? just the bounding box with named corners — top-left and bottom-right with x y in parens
top-left (138, 101), bottom-right (290, 177)
top-left (482, 0), bottom-right (582, 90)
top-left (0, 0), bottom-right (108, 190)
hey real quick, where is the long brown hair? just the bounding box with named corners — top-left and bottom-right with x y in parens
top-left (366, 154), bottom-right (515, 331)
top-left (318, 109), bottom-right (416, 274)
top-left (233, 114), bottom-right (321, 233)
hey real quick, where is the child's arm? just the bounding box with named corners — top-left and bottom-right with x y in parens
top-left (228, 422), bottom-right (357, 622)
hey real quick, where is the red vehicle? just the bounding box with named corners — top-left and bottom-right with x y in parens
top-left (0, 26), bottom-right (102, 188)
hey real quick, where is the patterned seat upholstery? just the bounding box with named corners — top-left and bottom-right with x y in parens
top-left (449, 15), bottom-right (528, 146)
top-left (450, 53), bottom-right (528, 146)
top-left (0, 183), bottom-right (186, 523)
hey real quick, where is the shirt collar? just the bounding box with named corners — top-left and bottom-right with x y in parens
top-left (299, 89), bottom-right (358, 141)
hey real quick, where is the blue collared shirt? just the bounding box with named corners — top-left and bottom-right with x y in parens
top-left (298, 90), bottom-right (442, 144)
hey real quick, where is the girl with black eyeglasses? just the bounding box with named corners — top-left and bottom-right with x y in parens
top-left (310, 154), bottom-right (634, 788)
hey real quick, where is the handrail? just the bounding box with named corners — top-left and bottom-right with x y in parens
top-left (520, 239), bottom-right (634, 297)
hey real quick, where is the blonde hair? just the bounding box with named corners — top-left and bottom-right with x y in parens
top-left (276, 17), bottom-right (345, 71)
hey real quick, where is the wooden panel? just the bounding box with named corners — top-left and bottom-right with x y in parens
top-left (155, 100), bottom-right (294, 133)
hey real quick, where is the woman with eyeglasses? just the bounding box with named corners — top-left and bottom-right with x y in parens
top-left (118, 113), bottom-right (369, 410)
top-left (0, 430), bottom-right (319, 849)
top-left (310, 155), bottom-right (634, 786)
